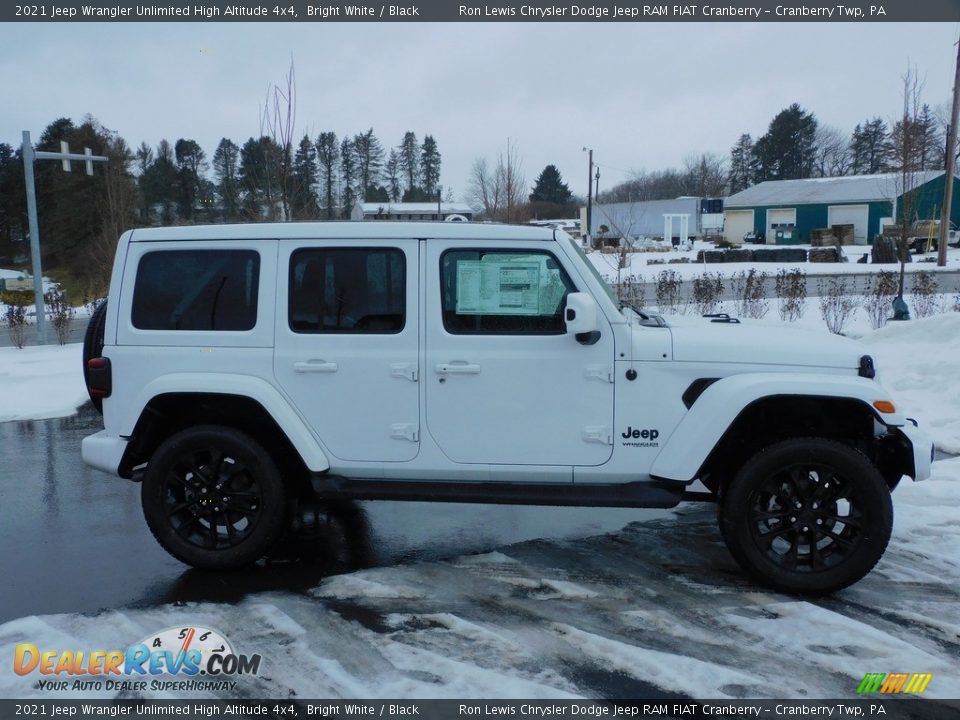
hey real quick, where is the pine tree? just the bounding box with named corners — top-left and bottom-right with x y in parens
top-left (728, 134), bottom-right (754, 193)
top-left (340, 137), bottom-right (356, 219)
top-left (212, 138), bottom-right (241, 222)
top-left (141, 139), bottom-right (179, 224)
top-left (753, 104), bottom-right (818, 181)
top-left (385, 149), bottom-right (401, 202)
top-left (239, 136), bottom-right (284, 220)
top-left (849, 117), bottom-right (890, 174)
top-left (399, 131), bottom-right (419, 193)
top-left (0, 143), bottom-right (26, 263)
top-left (290, 134), bottom-right (320, 219)
top-left (529, 165), bottom-right (572, 204)
top-left (420, 135), bottom-right (441, 196)
top-left (353, 128), bottom-right (385, 201)
top-left (315, 132), bottom-right (339, 219)
top-left (174, 138), bottom-right (206, 222)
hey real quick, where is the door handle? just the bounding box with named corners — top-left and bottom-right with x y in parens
top-left (294, 360), bottom-right (338, 373)
top-left (435, 362), bottom-right (481, 375)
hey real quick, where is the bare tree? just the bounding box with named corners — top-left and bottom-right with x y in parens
top-left (466, 142), bottom-right (527, 223)
top-left (813, 125), bottom-right (852, 177)
top-left (498, 138), bottom-right (526, 223)
top-left (681, 153), bottom-right (727, 196)
top-left (260, 58), bottom-right (297, 220)
top-left (467, 157), bottom-right (503, 220)
top-left (888, 65), bottom-right (927, 315)
top-left (92, 135), bottom-right (138, 297)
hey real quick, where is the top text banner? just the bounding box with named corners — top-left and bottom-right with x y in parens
top-left (4, 0), bottom-right (960, 22)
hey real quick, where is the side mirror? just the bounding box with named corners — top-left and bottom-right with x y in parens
top-left (564, 292), bottom-right (599, 335)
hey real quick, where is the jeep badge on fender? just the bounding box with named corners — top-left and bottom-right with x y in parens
top-left (81, 221), bottom-right (933, 596)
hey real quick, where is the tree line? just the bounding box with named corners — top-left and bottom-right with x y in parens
top-left (0, 117), bottom-right (443, 295)
top-left (602, 99), bottom-right (952, 203)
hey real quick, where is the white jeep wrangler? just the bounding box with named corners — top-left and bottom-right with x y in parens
top-left (81, 222), bottom-right (933, 594)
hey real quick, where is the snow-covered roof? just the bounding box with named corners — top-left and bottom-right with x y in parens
top-left (726, 171), bottom-right (948, 207)
top-left (357, 202), bottom-right (474, 215)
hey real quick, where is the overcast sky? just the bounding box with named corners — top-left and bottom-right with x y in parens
top-left (1, 22), bottom-right (958, 199)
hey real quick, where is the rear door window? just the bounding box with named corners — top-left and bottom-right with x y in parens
top-left (132, 250), bottom-right (260, 331)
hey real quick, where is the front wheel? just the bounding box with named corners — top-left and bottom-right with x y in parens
top-left (719, 438), bottom-right (893, 595)
top-left (142, 426), bottom-right (288, 569)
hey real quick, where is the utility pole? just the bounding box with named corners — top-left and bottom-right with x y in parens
top-left (583, 147), bottom-right (593, 248)
top-left (21, 130), bottom-right (108, 344)
top-left (939, 38), bottom-right (960, 267)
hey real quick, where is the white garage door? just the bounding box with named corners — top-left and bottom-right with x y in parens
top-left (828, 204), bottom-right (869, 245)
top-left (724, 210), bottom-right (754, 244)
top-left (766, 208), bottom-right (797, 244)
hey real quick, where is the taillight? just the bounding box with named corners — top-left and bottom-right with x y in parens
top-left (87, 357), bottom-right (112, 399)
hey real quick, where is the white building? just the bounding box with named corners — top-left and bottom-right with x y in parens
top-left (351, 202), bottom-right (475, 222)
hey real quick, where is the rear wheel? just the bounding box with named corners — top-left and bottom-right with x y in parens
top-left (142, 425), bottom-right (288, 569)
top-left (82, 300), bottom-right (108, 414)
top-left (719, 438), bottom-right (892, 595)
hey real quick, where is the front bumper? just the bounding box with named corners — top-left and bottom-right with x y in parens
top-left (898, 422), bottom-right (934, 482)
top-left (81, 430), bottom-right (128, 477)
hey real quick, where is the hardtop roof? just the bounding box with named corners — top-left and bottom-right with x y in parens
top-left (127, 221), bottom-right (557, 242)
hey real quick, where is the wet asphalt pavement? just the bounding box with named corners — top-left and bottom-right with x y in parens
top-left (0, 404), bottom-right (656, 625)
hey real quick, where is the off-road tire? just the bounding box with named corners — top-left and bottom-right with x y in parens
top-left (719, 437), bottom-right (893, 596)
top-left (142, 425), bottom-right (288, 569)
top-left (82, 300), bottom-right (108, 414)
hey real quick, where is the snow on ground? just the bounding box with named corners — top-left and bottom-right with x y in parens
top-left (0, 343), bottom-right (88, 423)
top-left (1, 454), bottom-right (958, 700)
top-left (587, 241), bottom-right (960, 283)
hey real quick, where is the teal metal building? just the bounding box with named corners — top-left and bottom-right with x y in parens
top-left (723, 171), bottom-right (960, 245)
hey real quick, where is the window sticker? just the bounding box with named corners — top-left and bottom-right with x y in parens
top-left (455, 260), bottom-right (541, 315)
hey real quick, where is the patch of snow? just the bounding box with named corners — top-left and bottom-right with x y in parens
top-left (312, 574), bottom-right (426, 600)
top-left (0, 343), bottom-right (88, 422)
top-left (860, 314), bottom-right (960, 453)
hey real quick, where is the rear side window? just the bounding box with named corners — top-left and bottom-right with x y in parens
top-left (132, 250), bottom-right (260, 331)
top-left (289, 248), bottom-right (405, 334)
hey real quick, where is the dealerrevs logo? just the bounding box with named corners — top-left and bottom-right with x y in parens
top-left (14, 626), bottom-right (260, 692)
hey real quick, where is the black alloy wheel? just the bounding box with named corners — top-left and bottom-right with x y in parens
top-left (142, 426), bottom-right (288, 569)
top-left (720, 438), bottom-right (893, 595)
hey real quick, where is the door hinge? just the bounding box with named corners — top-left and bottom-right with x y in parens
top-left (390, 423), bottom-right (419, 442)
top-left (581, 426), bottom-right (613, 445)
top-left (390, 363), bottom-right (419, 382)
top-left (585, 365), bottom-right (614, 383)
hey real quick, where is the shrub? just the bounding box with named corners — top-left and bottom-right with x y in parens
top-left (910, 271), bottom-right (940, 319)
top-left (862, 270), bottom-right (898, 329)
top-left (3, 298), bottom-right (29, 349)
top-left (774, 268), bottom-right (806, 322)
top-left (654, 270), bottom-right (684, 315)
top-left (818, 276), bottom-right (857, 334)
top-left (692, 272), bottom-right (724, 316)
top-left (45, 287), bottom-right (76, 346)
top-left (617, 274), bottom-right (646, 311)
top-left (731, 269), bottom-right (769, 319)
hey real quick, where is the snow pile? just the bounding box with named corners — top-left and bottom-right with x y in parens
top-left (860, 313), bottom-right (960, 453)
top-left (0, 343), bottom-right (88, 423)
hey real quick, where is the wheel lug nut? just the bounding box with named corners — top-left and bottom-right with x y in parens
top-left (790, 516), bottom-right (797, 523)
top-left (816, 519), bottom-right (823, 525)
top-left (803, 526), bottom-right (809, 532)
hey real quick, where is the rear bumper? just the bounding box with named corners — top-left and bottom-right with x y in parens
top-left (81, 431), bottom-right (128, 477)
top-left (898, 422), bottom-right (934, 482)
